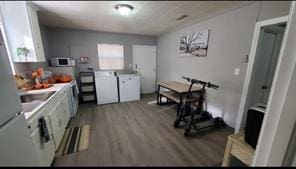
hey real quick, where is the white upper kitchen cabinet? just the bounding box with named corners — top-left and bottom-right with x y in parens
top-left (0, 1), bottom-right (45, 62)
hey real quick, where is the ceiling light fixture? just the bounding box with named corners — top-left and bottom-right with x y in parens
top-left (115, 4), bottom-right (134, 16)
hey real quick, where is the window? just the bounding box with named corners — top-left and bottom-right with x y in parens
top-left (98, 44), bottom-right (124, 70)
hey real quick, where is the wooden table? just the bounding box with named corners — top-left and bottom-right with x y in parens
top-left (222, 132), bottom-right (255, 166)
top-left (156, 81), bottom-right (201, 106)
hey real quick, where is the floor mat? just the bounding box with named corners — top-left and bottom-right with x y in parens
top-left (56, 125), bottom-right (90, 157)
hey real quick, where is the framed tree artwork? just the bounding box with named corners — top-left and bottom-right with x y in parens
top-left (179, 29), bottom-right (210, 57)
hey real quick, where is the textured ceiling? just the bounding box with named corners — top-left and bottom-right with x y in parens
top-left (29, 1), bottom-right (254, 36)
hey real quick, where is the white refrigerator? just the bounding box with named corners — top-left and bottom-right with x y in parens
top-left (0, 40), bottom-right (38, 165)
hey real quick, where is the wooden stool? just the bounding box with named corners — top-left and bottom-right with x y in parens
top-left (222, 132), bottom-right (255, 166)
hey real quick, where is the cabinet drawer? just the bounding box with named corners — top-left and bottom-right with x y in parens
top-left (82, 94), bottom-right (96, 101)
top-left (80, 76), bottom-right (94, 83)
top-left (81, 85), bottom-right (94, 92)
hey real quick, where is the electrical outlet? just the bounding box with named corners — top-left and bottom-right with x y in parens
top-left (234, 68), bottom-right (240, 76)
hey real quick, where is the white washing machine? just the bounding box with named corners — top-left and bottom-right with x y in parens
top-left (117, 74), bottom-right (140, 102)
top-left (95, 71), bottom-right (119, 104)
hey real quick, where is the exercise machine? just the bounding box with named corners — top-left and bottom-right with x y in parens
top-left (173, 76), bottom-right (226, 137)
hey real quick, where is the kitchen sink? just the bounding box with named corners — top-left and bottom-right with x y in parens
top-left (22, 101), bottom-right (43, 113)
top-left (20, 91), bottom-right (55, 103)
top-left (20, 91), bottom-right (56, 113)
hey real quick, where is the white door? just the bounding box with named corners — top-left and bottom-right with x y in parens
top-left (133, 45), bottom-right (156, 93)
top-left (260, 32), bottom-right (284, 104)
top-left (248, 27), bottom-right (285, 106)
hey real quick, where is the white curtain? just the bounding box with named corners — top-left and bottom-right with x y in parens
top-left (98, 44), bottom-right (124, 70)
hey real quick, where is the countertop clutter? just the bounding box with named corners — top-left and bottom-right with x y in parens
top-left (14, 67), bottom-right (73, 92)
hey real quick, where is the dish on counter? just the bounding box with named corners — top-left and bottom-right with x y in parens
top-left (33, 83), bottom-right (53, 89)
top-left (49, 75), bottom-right (73, 83)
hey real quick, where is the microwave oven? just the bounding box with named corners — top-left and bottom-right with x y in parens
top-left (50, 57), bottom-right (76, 67)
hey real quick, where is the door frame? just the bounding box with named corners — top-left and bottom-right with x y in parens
top-left (252, 2), bottom-right (296, 166)
top-left (132, 45), bottom-right (157, 93)
top-left (235, 15), bottom-right (289, 133)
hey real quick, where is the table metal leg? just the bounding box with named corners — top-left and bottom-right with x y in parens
top-left (157, 85), bottom-right (160, 105)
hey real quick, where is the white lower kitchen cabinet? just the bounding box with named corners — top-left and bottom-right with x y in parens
top-left (26, 84), bottom-right (72, 166)
top-left (48, 87), bottom-right (70, 150)
top-left (27, 107), bottom-right (55, 166)
top-left (48, 101), bottom-right (65, 150)
top-left (30, 116), bottom-right (55, 166)
top-left (118, 74), bottom-right (140, 102)
top-left (60, 91), bottom-right (71, 129)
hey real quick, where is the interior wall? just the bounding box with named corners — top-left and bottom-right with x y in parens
top-left (45, 27), bottom-right (157, 72)
top-left (258, 1), bottom-right (292, 21)
top-left (156, 1), bottom-right (291, 128)
top-left (13, 63), bottom-right (30, 77)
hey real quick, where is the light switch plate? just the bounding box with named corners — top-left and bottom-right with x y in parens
top-left (234, 68), bottom-right (240, 76)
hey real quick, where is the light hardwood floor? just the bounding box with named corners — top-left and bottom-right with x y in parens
top-left (53, 94), bottom-right (233, 166)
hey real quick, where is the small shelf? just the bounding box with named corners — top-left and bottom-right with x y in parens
top-left (80, 82), bottom-right (94, 86)
top-left (78, 71), bottom-right (96, 103)
top-left (80, 91), bottom-right (95, 94)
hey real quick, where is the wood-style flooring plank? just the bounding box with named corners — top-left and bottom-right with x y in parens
top-left (53, 93), bottom-right (233, 166)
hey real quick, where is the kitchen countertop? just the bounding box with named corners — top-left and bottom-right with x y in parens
top-left (21, 83), bottom-right (70, 120)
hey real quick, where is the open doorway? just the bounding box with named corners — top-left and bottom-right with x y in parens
top-left (248, 22), bottom-right (286, 106)
top-left (235, 16), bottom-right (288, 134)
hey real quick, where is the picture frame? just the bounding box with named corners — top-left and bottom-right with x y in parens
top-left (179, 29), bottom-right (210, 57)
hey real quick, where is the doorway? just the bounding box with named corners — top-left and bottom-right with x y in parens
top-left (248, 23), bottom-right (286, 105)
top-left (235, 16), bottom-right (288, 133)
top-left (132, 45), bottom-right (156, 94)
